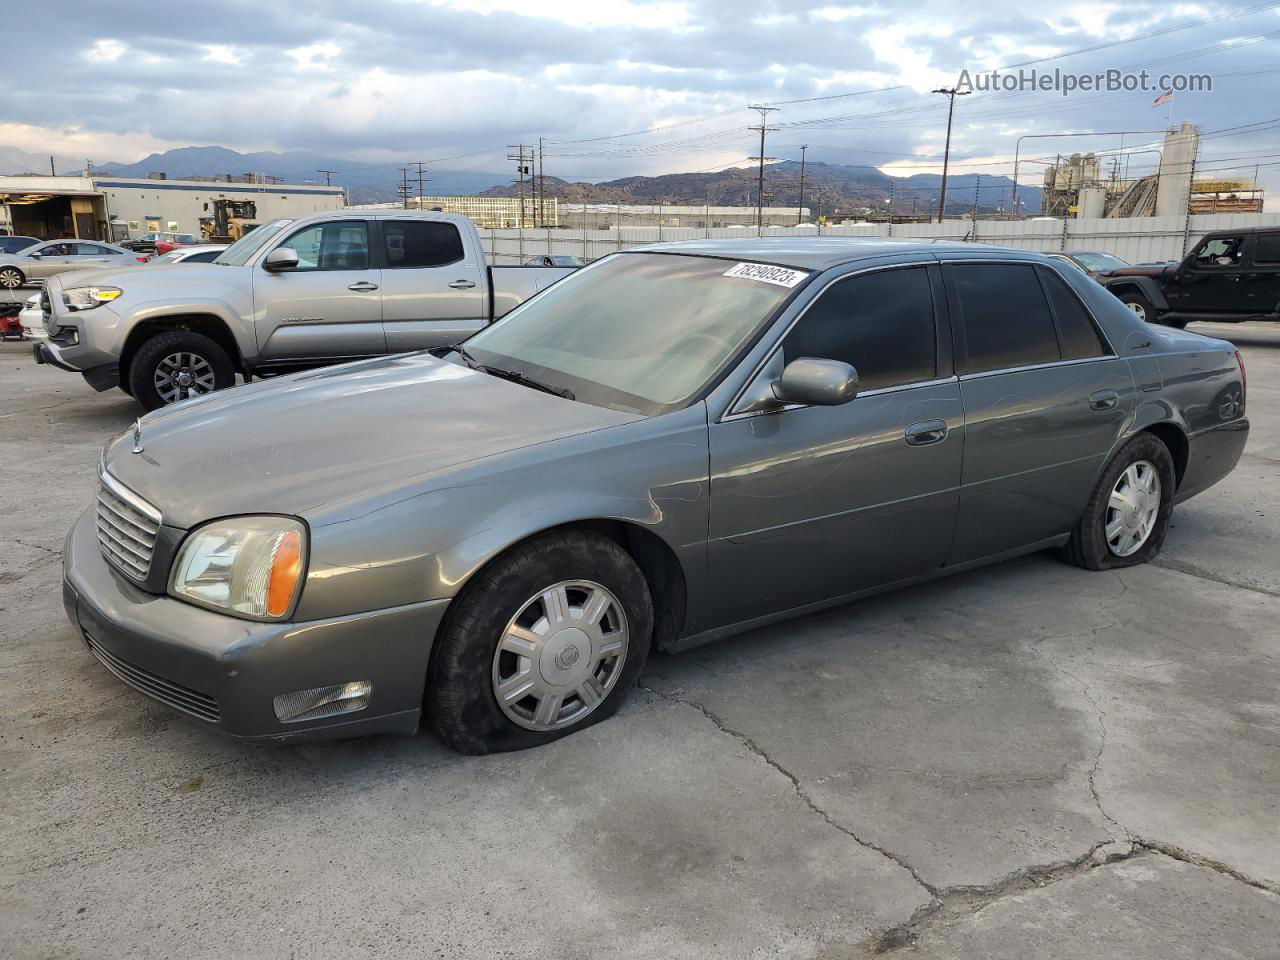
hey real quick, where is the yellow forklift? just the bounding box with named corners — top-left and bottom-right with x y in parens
top-left (201, 199), bottom-right (260, 244)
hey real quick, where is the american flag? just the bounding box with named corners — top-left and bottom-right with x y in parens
top-left (1153, 91), bottom-right (1173, 107)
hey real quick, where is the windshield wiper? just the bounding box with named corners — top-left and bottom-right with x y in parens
top-left (477, 364), bottom-right (575, 401)
top-left (444, 345), bottom-right (574, 400)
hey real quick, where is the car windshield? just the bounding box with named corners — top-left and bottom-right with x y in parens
top-left (464, 252), bottom-right (809, 415)
top-left (214, 220), bottom-right (289, 266)
top-left (1072, 252), bottom-right (1129, 272)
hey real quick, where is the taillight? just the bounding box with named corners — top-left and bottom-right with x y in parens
top-left (136, 256), bottom-right (149, 263)
top-left (1236, 350), bottom-right (1246, 407)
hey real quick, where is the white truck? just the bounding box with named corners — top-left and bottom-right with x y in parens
top-left (33, 210), bottom-right (576, 409)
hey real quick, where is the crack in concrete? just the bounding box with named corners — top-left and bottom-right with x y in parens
top-left (12, 538), bottom-right (61, 558)
top-left (640, 684), bottom-right (942, 900)
top-left (1130, 837), bottom-right (1280, 896)
top-left (1150, 558), bottom-right (1280, 599)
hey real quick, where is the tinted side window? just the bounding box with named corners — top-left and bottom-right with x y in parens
top-left (952, 264), bottom-right (1060, 374)
top-left (384, 220), bottom-right (464, 268)
top-left (1254, 232), bottom-right (1280, 264)
top-left (186, 250), bottom-right (220, 263)
top-left (278, 222), bottom-right (369, 271)
top-left (781, 266), bottom-right (936, 392)
top-left (1040, 269), bottom-right (1107, 360)
top-left (74, 243), bottom-right (109, 255)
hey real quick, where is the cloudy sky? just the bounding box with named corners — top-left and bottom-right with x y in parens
top-left (7, 0), bottom-right (1280, 198)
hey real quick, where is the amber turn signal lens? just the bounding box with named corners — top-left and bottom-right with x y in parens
top-left (267, 529), bottom-right (304, 617)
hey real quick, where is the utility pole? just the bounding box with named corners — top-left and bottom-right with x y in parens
top-left (932, 86), bottom-right (969, 224)
top-left (316, 169), bottom-right (337, 186)
top-left (50, 156), bottom-right (56, 176)
top-left (399, 167), bottom-right (411, 209)
top-left (413, 161), bottom-right (429, 209)
top-left (508, 145), bottom-right (532, 228)
top-left (796, 144), bottom-right (808, 225)
top-left (747, 105), bottom-right (779, 231)
top-left (536, 137), bottom-right (546, 228)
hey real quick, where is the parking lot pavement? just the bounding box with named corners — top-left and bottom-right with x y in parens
top-left (1, 325), bottom-right (1277, 959)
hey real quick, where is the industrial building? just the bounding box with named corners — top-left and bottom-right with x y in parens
top-left (1039, 123), bottom-right (1265, 219)
top-left (354, 198), bottom-right (811, 230)
top-left (0, 175), bottom-right (345, 242)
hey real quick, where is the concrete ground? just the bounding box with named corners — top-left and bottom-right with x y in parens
top-left (1, 320), bottom-right (1277, 959)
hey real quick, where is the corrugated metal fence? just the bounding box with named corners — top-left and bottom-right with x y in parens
top-left (482, 212), bottom-right (1280, 266)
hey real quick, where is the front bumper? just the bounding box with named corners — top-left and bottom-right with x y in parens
top-left (63, 507), bottom-right (450, 742)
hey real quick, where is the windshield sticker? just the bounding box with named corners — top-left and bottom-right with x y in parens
top-left (723, 262), bottom-right (807, 288)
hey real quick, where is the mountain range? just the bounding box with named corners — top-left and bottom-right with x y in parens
top-left (1, 146), bottom-right (1041, 216)
top-left (482, 160), bottom-right (1040, 218)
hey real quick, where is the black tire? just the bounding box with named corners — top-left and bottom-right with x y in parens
top-left (127, 330), bottom-right (235, 411)
top-left (426, 530), bottom-right (654, 755)
top-left (1116, 289), bottom-right (1155, 324)
top-left (1062, 432), bottom-right (1177, 571)
top-left (0, 266), bottom-right (25, 290)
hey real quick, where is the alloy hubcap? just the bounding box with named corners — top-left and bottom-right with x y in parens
top-left (491, 579), bottom-right (628, 732)
top-left (154, 352), bottom-right (215, 404)
top-left (0, 269), bottom-right (20, 289)
top-left (1125, 301), bottom-right (1147, 322)
top-left (1106, 460), bottom-right (1161, 557)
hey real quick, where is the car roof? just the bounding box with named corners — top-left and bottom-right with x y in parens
top-left (1202, 225), bottom-right (1280, 237)
top-left (632, 236), bottom-right (1036, 271)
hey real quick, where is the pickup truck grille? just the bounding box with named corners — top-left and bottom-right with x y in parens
top-left (96, 472), bottom-right (161, 583)
top-left (40, 289), bottom-right (52, 332)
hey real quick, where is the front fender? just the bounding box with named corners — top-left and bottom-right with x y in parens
top-left (293, 407), bottom-right (712, 625)
top-left (1102, 275), bottom-right (1170, 312)
top-left (119, 297), bottom-right (255, 361)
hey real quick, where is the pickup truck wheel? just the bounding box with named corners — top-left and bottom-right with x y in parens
top-left (1116, 290), bottom-right (1154, 324)
top-left (426, 530), bottom-right (653, 755)
top-left (1062, 433), bottom-right (1176, 571)
top-left (127, 331), bottom-right (235, 410)
top-left (0, 267), bottom-right (25, 289)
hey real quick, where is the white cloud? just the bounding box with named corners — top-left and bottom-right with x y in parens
top-left (87, 38), bottom-right (125, 63)
top-left (203, 44), bottom-right (241, 65)
top-left (286, 41), bottom-right (341, 70)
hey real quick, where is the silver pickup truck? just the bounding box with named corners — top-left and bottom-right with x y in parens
top-left (33, 210), bottom-right (576, 409)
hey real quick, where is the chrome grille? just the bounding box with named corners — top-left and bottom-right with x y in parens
top-left (96, 472), bottom-right (161, 583)
top-left (85, 633), bottom-right (220, 723)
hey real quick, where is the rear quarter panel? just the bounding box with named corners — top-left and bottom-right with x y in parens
top-left (489, 265), bottom-right (577, 318)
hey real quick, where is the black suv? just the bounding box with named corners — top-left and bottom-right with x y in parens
top-left (1100, 226), bottom-right (1280, 328)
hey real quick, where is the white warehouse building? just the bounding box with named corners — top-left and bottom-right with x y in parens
top-left (0, 175), bottom-right (345, 242)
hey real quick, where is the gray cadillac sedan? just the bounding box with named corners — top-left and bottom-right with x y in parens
top-left (64, 238), bottom-right (1249, 753)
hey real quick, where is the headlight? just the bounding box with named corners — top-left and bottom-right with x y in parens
top-left (62, 285), bottom-right (123, 311)
top-left (170, 516), bottom-right (307, 620)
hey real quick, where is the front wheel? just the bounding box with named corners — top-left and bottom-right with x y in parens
top-left (0, 266), bottom-right (25, 290)
top-left (1062, 433), bottom-right (1176, 571)
top-left (127, 330), bottom-right (235, 410)
top-left (1116, 290), bottom-right (1155, 324)
top-left (427, 530), bottom-right (653, 754)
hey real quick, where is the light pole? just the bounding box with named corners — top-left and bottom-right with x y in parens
top-left (932, 86), bottom-right (969, 224)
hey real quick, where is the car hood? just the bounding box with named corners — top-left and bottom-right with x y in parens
top-left (1104, 265), bottom-right (1169, 278)
top-left (102, 353), bottom-right (641, 529)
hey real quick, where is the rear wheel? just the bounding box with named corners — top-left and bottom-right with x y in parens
top-left (1062, 433), bottom-right (1176, 571)
top-left (427, 530), bottom-right (653, 754)
top-left (0, 266), bottom-right (25, 290)
top-left (127, 330), bottom-right (235, 410)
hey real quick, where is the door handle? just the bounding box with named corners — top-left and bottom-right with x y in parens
top-left (448, 279), bottom-right (477, 289)
top-left (905, 419), bottom-right (948, 446)
top-left (347, 281), bottom-right (379, 292)
top-left (1089, 389), bottom-right (1120, 411)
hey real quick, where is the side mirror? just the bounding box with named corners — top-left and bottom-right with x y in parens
top-left (27, 251), bottom-right (42, 259)
top-left (263, 247), bottom-right (299, 272)
top-left (773, 357), bottom-right (859, 406)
